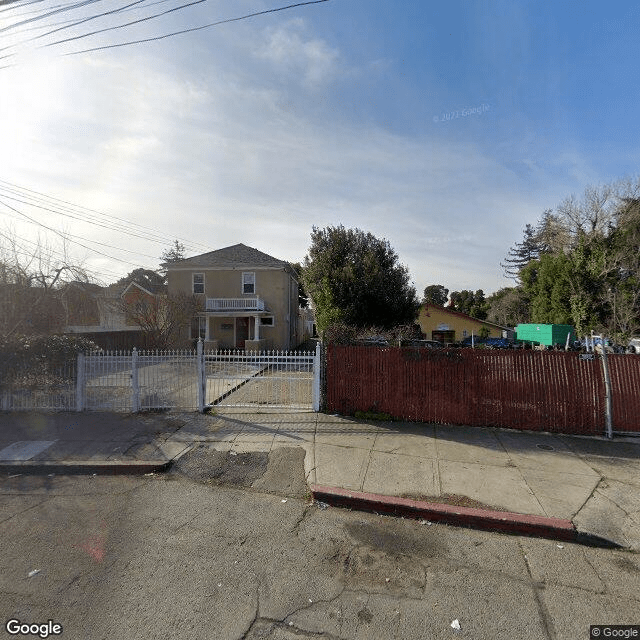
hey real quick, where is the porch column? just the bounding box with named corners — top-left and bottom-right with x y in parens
top-left (254, 315), bottom-right (260, 340)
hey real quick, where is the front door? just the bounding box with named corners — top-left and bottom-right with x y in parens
top-left (236, 317), bottom-right (249, 348)
top-left (432, 330), bottom-right (455, 345)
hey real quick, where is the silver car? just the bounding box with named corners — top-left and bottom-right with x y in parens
top-left (628, 337), bottom-right (640, 354)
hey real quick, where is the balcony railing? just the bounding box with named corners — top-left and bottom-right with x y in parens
top-left (206, 297), bottom-right (266, 312)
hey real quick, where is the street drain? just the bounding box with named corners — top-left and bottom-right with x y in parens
top-left (536, 444), bottom-right (555, 451)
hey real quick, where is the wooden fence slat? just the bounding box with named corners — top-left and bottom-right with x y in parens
top-left (326, 345), bottom-right (640, 435)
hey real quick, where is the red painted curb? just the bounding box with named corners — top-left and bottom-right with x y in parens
top-left (311, 484), bottom-right (578, 542)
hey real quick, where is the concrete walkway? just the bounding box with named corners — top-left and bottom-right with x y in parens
top-left (1, 410), bottom-right (639, 549)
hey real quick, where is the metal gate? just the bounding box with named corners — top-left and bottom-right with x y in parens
top-left (76, 344), bottom-right (320, 412)
top-left (205, 349), bottom-right (318, 410)
top-left (80, 350), bottom-right (201, 411)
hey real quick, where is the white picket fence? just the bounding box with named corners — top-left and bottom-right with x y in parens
top-left (2, 342), bottom-right (321, 413)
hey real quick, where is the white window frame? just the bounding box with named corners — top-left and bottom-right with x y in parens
top-left (193, 273), bottom-right (205, 294)
top-left (242, 272), bottom-right (255, 295)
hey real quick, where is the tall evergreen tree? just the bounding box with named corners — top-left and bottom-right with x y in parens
top-left (501, 224), bottom-right (543, 280)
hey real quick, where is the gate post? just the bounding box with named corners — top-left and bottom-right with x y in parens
top-left (312, 343), bottom-right (321, 412)
top-left (131, 347), bottom-right (140, 412)
top-left (197, 339), bottom-right (205, 412)
top-left (76, 352), bottom-right (85, 412)
top-left (600, 340), bottom-right (613, 439)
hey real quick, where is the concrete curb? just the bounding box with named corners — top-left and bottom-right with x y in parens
top-left (0, 460), bottom-right (173, 476)
top-left (311, 484), bottom-right (621, 548)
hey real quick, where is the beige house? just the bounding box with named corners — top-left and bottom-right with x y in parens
top-left (417, 304), bottom-right (510, 343)
top-left (166, 244), bottom-right (303, 350)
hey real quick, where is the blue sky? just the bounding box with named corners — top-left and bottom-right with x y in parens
top-left (1, 0), bottom-right (638, 296)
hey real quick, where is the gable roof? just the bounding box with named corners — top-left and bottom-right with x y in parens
top-left (166, 243), bottom-right (290, 270)
top-left (121, 281), bottom-right (162, 298)
top-left (420, 304), bottom-right (509, 330)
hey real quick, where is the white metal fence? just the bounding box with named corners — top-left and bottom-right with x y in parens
top-left (205, 350), bottom-right (316, 409)
top-left (2, 342), bottom-right (320, 412)
top-left (79, 349), bottom-right (202, 412)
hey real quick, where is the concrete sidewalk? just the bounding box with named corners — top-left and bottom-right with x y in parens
top-left (1, 410), bottom-right (639, 549)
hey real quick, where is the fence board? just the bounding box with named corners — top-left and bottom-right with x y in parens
top-left (608, 355), bottom-right (640, 433)
top-left (327, 346), bottom-right (615, 435)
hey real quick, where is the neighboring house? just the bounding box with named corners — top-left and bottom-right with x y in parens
top-left (62, 281), bottom-right (165, 349)
top-left (298, 305), bottom-right (316, 341)
top-left (417, 304), bottom-right (512, 343)
top-left (120, 281), bottom-right (166, 327)
top-left (165, 244), bottom-right (302, 350)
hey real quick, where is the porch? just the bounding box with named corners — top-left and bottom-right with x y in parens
top-left (206, 297), bottom-right (265, 312)
top-left (197, 314), bottom-right (272, 351)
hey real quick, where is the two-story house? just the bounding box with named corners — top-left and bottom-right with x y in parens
top-left (165, 244), bottom-right (301, 350)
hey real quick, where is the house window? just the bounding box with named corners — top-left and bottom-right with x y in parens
top-left (193, 273), bottom-right (204, 294)
top-left (260, 316), bottom-right (274, 326)
top-left (462, 330), bottom-right (468, 338)
top-left (190, 317), bottom-right (206, 340)
top-left (242, 272), bottom-right (255, 295)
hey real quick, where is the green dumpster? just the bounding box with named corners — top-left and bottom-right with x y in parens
top-left (515, 324), bottom-right (575, 347)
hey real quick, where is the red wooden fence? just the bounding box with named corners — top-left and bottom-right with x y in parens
top-left (608, 355), bottom-right (640, 433)
top-left (326, 346), bottom-right (640, 435)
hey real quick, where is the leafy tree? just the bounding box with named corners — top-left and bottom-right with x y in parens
top-left (448, 289), bottom-right (488, 320)
top-left (121, 292), bottom-right (202, 349)
top-left (497, 175), bottom-right (640, 338)
top-left (520, 253), bottom-right (574, 325)
top-left (422, 284), bottom-right (449, 306)
top-left (604, 198), bottom-right (640, 338)
top-left (302, 225), bottom-right (419, 334)
top-left (486, 287), bottom-right (530, 327)
top-left (112, 268), bottom-right (166, 292)
top-left (536, 209), bottom-right (571, 255)
top-left (290, 262), bottom-right (309, 308)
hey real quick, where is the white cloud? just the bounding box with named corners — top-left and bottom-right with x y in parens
top-left (0, 13), bottom-right (606, 295)
top-left (256, 19), bottom-right (339, 89)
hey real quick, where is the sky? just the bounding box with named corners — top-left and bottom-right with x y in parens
top-left (1, 0), bottom-right (639, 297)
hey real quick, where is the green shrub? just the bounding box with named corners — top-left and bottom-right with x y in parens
top-left (0, 334), bottom-right (99, 388)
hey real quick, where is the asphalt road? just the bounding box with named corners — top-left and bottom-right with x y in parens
top-left (0, 447), bottom-right (638, 640)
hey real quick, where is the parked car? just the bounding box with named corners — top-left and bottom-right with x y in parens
top-left (400, 339), bottom-right (444, 349)
top-left (628, 337), bottom-right (640, 354)
top-left (356, 336), bottom-right (389, 346)
top-left (460, 336), bottom-right (512, 349)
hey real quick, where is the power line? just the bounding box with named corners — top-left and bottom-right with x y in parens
top-left (47, 0), bottom-right (210, 48)
top-left (0, 203), bottom-right (159, 259)
top-left (0, 228), bottom-right (126, 282)
top-left (0, 180), bottom-right (212, 252)
top-left (63, 0), bottom-right (330, 56)
top-left (0, 0), bottom-right (330, 63)
top-left (34, 0), bottom-right (150, 41)
top-left (0, 196), bottom-right (147, 267)
top-left (0, 179), bottom-right (223, 282)
top-left (0, 0), bottom-right (176, 56)
top-left (0, 189), bottom-right (187, 247)
top-left (0, 0), bottom-right (104, 34)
